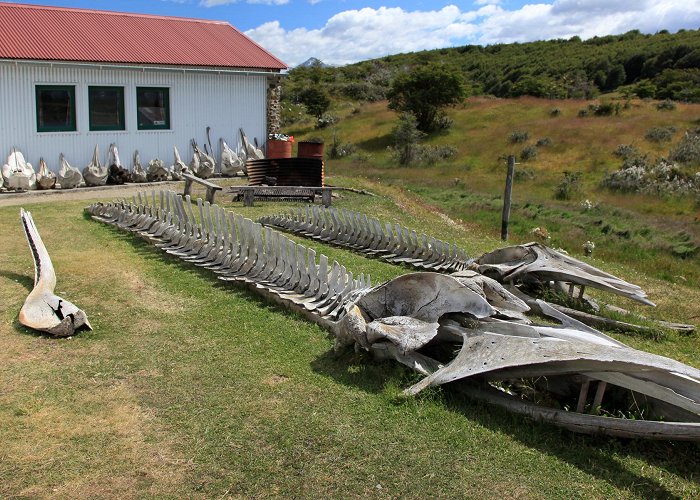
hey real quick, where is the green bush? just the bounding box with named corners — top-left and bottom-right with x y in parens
top-left (645, 126), bottom-right (677, 143)
top-left (316, 113), bottom-right (338, 129)
top-left (418, 145), bottom-right (457, 165)
top-left (536, 137), bottom-right (552, 147)
top-left (669, 130), bottom-right (700, 166)
top-left (519, 145), bottom-right (538, 161)
top-left (554, 171), bottom-right (583, 200)
top-left (509, 130), bottom-right (529, 143)
top-left (387, 63), bottom-right (466, 132)
top-left (390, 113), bottom-right (425, 165)
top-left (613, 144), bottom-right (641, 158)
top-left (298, 87), bottom-right (331, 118)
top-left (656, 99), bottom-right (677, 111)
top-left (514, 166), bottom-right (536, 181)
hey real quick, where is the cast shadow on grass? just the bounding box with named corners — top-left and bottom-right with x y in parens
top-left (0, 270), bottom-right (57, 338)
top-left (311, 347), bottom-right (699, 499)
top-left (356, 134), bottom-right (393, 152)
top-left (0, 270), bottom-right (33, 290)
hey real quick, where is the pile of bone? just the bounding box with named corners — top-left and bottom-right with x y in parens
top-left (259, 206), bottom-right (470, 273)
top-left (85, 191), bottom-right (371, 321)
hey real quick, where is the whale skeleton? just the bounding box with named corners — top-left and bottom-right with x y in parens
top-left (190, 140), bottom-right (215, 179)
top-left (36, 157), bottom-right (56, 190)
top-left (57, 153), bottom-right (83, 189)
top-left (147, 158), bottom-right (169, 182)
top-left (83, 144), bottom-right (108, 186)
top-left (18, 209), bottom-right (92, 337)
top-left (131, 150), bottom-right (148, 183)
top-left (259, 206), bottom-right (653, 306)
top-left (107, 143), bottom-right (131, 185)
top-left (219, 138), bottom-right (244, 177)
top-left (2, 149), bottom-right (36, 190)
top-left (239, 128), bottom-right (263, 160)
top-left (170, 146), bottom-right (189, 181)
top-left (260, 206), bottom-right (471, 273)
top-left (85, 192), bottom-right (700, 440)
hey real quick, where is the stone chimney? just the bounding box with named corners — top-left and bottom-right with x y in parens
top-left (267, 75), bottom-right (282, 135)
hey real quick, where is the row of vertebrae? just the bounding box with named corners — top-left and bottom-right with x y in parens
top-left (259, 206), bottom-right (471, 273)
top-left (85, 191), bottom-right (372, 322)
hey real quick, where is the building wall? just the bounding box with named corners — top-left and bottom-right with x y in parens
top-left (0, 60), bottom-right (271, 171)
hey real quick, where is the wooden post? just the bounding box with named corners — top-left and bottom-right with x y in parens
top-left (243, 188), bottom-right (255, 207)
top-left (321, 188), bottom-right (332, 207)
top-left (205, 187), bottom-right (216, 205)
top-left (501, 155), bottom-right (516, 241)
top-left (183, 177), bottom-right (193, 197)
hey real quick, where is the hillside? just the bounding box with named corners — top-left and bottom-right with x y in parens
top-left (283, 28), bottom-right (700, 104)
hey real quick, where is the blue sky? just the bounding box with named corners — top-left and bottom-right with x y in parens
top-left (4, 1), bottom-right (700, 66)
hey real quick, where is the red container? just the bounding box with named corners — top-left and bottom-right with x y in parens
top-left (297, 141), bottom-right (325, 159)
top-left (266, 139), bottom-right (292, 159)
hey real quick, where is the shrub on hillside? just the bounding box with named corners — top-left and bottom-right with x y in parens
top-left (645, 126), bottom-right (677, 143)
top-left (298, 87), bottom-right (331, 118)
top-left (390, 113), bottom-right (425, 165)
top-left (509, 130), bottom-right (529, 143)
top-left (338, 81), bottom-right (387, 102)
top-left (387, 63), bottom-right (466, 132)
top-left (657, 99), bottom-right (677, 111)
top-left (554, 171), bottom-right (583, 200)
top-left (514, 166), bottom-right (535, 181)
top-left (669, 130), bottom-right (700, 166)
top-left (549, 108), bottom-right (561, 117)
top-left (594, 102), bottom-right (620, 116)
top-left (601, 157), bottom-right (700, 196)
top-left (328, 141), bottom-right (356, 159)
top-left (579, 103), bottom-right (621, 117)
top-left (328, 130), bottom-right (356, 159)
top-left (435, 114), bottom-right (454, 131)
top-left (613, 144), bottom-right (641, 159)
top-left (388, 113), bottom-right (456, 166)
top-left (519, 145), bottom-right (538, 161)
top-left (536, 137), bottom-right (552, 147)
top-left (418, 145), bottom-right (457, 165)
top-left (316, 113), bottom-right (338, 129)
top-left (281, 103), bottom-right (307, 127)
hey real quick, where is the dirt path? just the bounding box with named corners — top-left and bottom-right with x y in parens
top-left (0, 181), bottom-right (186, 207)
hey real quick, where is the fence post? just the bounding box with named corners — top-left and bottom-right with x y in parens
top-left (501, 155), bottom-right (516, 241)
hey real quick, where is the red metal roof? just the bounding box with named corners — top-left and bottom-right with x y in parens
top-left (0, 2), bottom-right (286, 70)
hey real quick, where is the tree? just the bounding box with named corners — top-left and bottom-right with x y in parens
top-left (391, 113), bottom-right (425, 165)
top-left (298, 87), bottom-right (330, 119)
top-left (387, 64), bottom-right (466, 132)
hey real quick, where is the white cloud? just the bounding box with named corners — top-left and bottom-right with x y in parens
top-left (244, 1), bottom-right (700, 67)
top-left (246, 5), bottom-right (479, 66)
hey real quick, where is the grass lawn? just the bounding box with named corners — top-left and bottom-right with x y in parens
top-left (1, 178), bottom-right (699, 498)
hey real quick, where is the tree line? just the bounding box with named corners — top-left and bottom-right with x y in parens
top-left (284, 28), bottom-right (700, 116)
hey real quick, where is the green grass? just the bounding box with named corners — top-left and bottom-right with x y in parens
top-left (1, 183), bottom-right (699, 497)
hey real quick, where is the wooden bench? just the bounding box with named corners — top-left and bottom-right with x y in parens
top-left (182, 173), bottom-right (223, 204)
top-left (228, 186), bottom-right (333, 207)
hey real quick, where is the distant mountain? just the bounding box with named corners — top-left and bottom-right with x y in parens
top-left (298, 57), bottom-right (329, 68)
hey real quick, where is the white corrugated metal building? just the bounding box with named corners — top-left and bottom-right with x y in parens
top-left (0, 2), bottom-right (286, 171)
